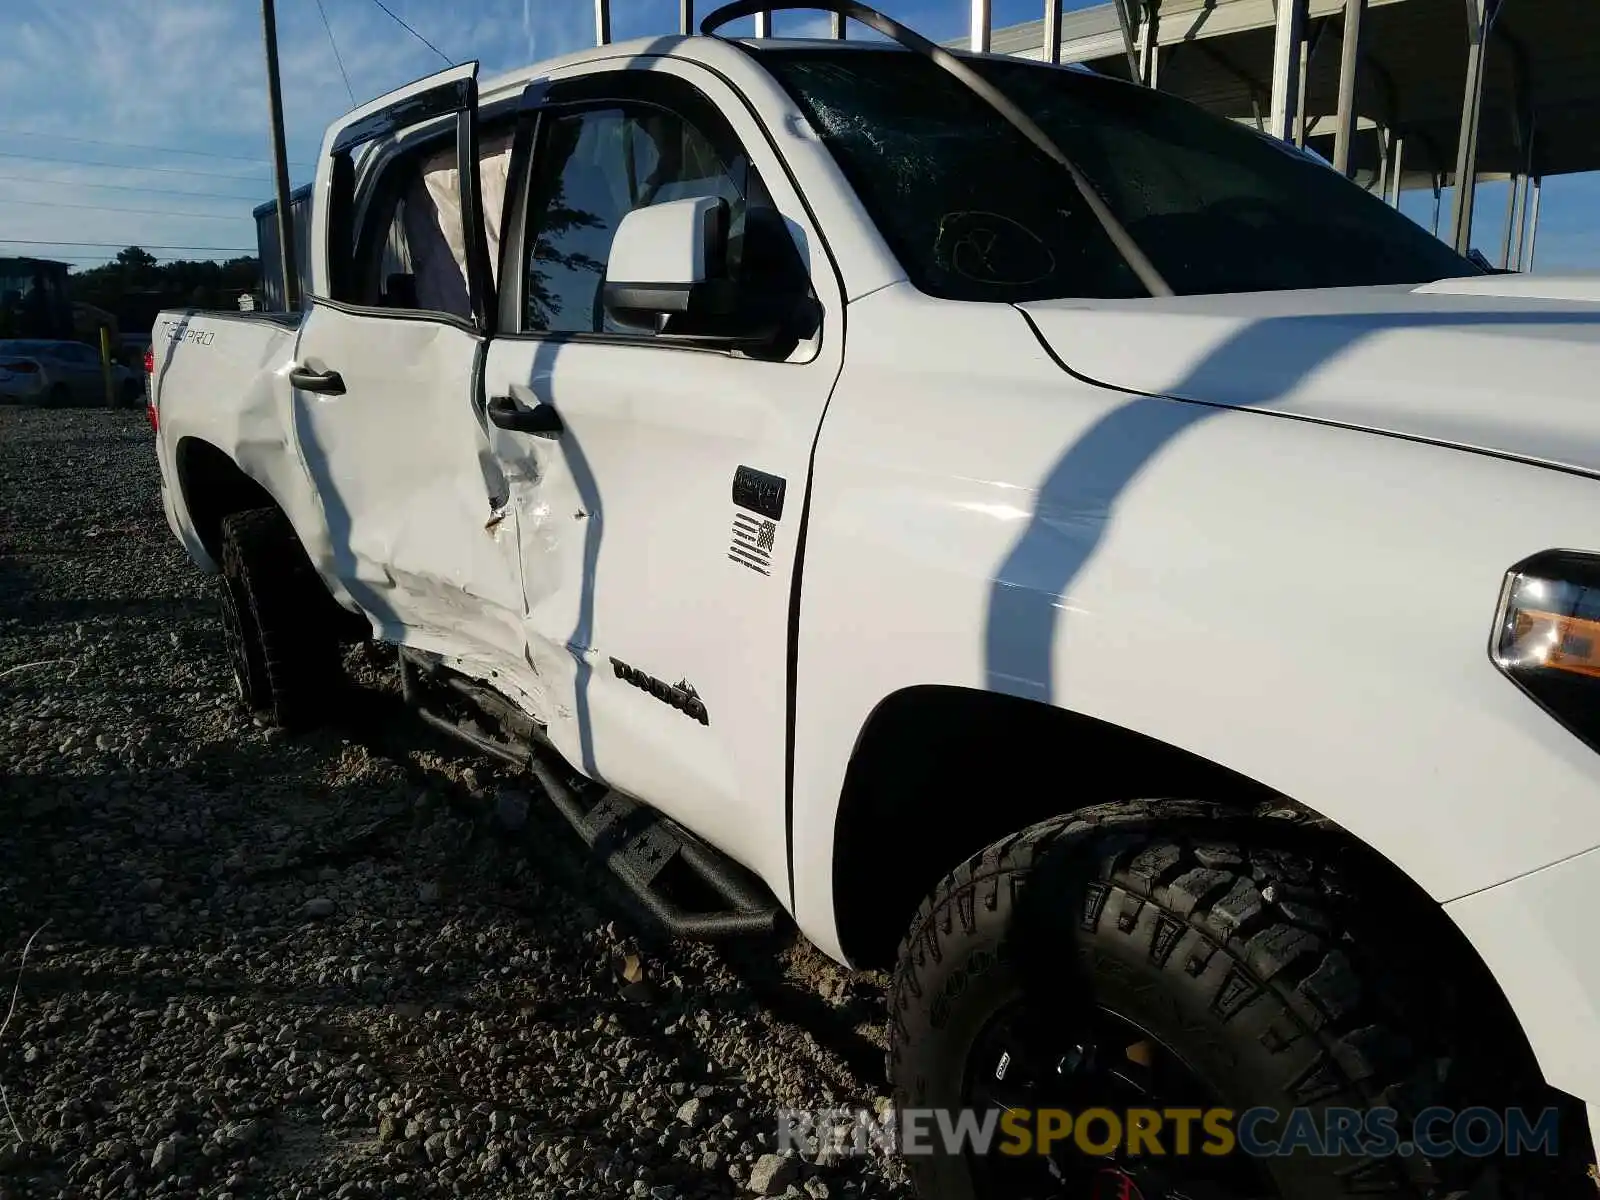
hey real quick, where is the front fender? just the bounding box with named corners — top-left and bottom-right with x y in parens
top-left (792, 284), bottom-right (1600, 965)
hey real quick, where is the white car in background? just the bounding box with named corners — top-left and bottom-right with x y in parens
top-left (0, 338), bottom-right (142, 407)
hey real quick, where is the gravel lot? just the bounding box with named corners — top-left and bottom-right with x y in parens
top-left (0, 404), bottom-right (908, 1200)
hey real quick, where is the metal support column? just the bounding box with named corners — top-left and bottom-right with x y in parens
top-left (1141, 1), bottom-right (1162, 88)
top-left (1502, 174), bottom-right (1526, 269)
top-left (1523, 175), bottom-right (1542, 271)
top-left (754, 10), bottom-right (771, 36)
top-left (595, 0), bottom-right (610, 45)
top-left (1387, 135), bottom-right (1405, 206)
top-left (1450, 0), bottom-right (1493, 254)
top-left (830, 10), bottom-right (845, 37)
top-left (1431, 173), bottom-right (1443, 237)
top-left (1269, 0), bottom-right (1308, 143)
top-left (680, 0), bottom-right (693, 35)
top-left (260, 0), bottom-right (297, 312)
top-left (1332, 0), bottom-right (1366, 175)
top-left (1043, 0), bottom-right (1062, 64)
top-left (1294, 28), bottom-right (1311, 145)
top-left (1512, 173), bottom-right (1531, 268)
top-left (970, 0), bottom-right (991, 52)
top-left (1111, 0), bottom-right (1143, 81)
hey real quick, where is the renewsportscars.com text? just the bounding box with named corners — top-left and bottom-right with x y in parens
top-left (776, 1105), bottom-right (1563, 1160)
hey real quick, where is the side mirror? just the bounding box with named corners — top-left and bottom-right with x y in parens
top-left (602, 196), bottom-right (731, 328)
top-left (601, 196), bottom-right (810, 349)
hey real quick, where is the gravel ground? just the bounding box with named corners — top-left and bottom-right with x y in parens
top-left (0, 404), bottom-right (909, 1200)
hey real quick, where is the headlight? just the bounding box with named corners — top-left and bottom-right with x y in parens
top-left (1491, 550), bottom-right (1600, 751)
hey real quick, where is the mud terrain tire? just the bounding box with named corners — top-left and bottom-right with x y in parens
top-left (888, 801), bottom-right (1561, 1200)
top-left (218, 507), bottom-right (341, 730)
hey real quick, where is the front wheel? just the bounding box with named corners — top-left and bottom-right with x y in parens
top-left (887, 803), bottom-right (1547, 1200)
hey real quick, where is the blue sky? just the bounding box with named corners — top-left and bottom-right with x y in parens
top-left (0, 0), bottom-right (1593, 272)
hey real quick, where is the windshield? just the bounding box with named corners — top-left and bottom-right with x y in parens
top-left (756, 47), bottom-right (1479, 301)
top-left (0, 341), bottom-right (63, 356)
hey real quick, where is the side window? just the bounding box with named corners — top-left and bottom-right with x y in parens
top-left (520, 102), bottom-right (771, 334)
top-left (348, 125), bottom-right (514, 319)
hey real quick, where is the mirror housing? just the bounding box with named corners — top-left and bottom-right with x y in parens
top-left (602, 196), bottom-right (728, 322)
top-left (602, 196), bottom-right (813, 349)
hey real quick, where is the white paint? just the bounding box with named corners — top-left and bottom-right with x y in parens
top-left (288, 310), bottom-right (529, 669)
top-left (150, 36), bottom-right (1600, 1124)
top-left (480, 53), bottom-right (845, 893)
top-left (1446, 846), bottom-right (1600, 1123)
top-left (1416, 271), bottom-right (1600, 304)
top-left (1019, 284), bottom-right (1600, 477)
top-left (606, 197), bottom-right (722, 287)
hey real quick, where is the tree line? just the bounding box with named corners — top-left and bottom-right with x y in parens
top-left (71, 246), bottom-right (262, 330)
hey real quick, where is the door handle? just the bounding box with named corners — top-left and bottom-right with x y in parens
top-left (486, 395), bottom-right (563, 437)
top-left (289, 366), bottom-right (346, 395)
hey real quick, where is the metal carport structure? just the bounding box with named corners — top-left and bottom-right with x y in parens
top-left (955, 0), bottom-right (1600, 270)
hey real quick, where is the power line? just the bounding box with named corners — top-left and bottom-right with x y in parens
top-left (315, 0), bottom-right (358, 106)
top-left (368, 0), bottom-right (453, 65)
top-left (52, 253), bottom-right (250, 263)
top-left (0, 172), bottom-right (264, 202)
top-left (0, 126), bottom-right (314, 168)
top-left (0, 148), bottom-right (278, 182)
top-left (0, 196), bottom-right (251, 221)
top-left (0, 239), bottom-right (256, 251)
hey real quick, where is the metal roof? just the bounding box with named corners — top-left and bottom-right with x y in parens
top-left (976, 0), bottom-right (1600, 187)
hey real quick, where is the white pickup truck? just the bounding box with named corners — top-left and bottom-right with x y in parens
top-left (149, 3), bottom-right (1600, 1196)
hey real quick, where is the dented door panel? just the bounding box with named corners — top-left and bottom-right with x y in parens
top-left (480, 385), bottom-right (590, 738)
top-left (477, 60), bottom-right (847, 894)
top-left (290, 308), bottom-right (527, 668)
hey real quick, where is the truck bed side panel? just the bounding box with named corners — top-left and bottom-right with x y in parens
top-left (151, 310), bottom-right (333, 598)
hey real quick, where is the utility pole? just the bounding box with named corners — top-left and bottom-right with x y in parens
top-left (261, 0), bottom-right (298, 311)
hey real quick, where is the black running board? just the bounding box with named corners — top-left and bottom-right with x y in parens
top-left (398, 649), bottom-right (781, 939)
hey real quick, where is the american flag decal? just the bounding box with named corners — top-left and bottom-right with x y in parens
top-left (730, 512), bottom-right (777, 575)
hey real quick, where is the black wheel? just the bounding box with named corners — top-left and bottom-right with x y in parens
top-left (46, 382), bottom-right (70, 407)
top-left (217, 507), bottom-right (342, 730)
top-left (119, 379), bottom-right (142, 408)
top-left (888, 801), bottom-right (1557, 1200)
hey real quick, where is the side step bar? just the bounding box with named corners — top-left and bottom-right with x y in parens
top-left (398, 649), bottom-right (781, 939)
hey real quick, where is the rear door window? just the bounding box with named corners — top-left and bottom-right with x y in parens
top-left (348, 125), bottom-right (514, 318)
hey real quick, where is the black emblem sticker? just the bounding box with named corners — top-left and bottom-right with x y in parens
top-left (610, 658), bottom-right (709, 725)
top-left (732, 465), bottom-right (785, 521)
top-left (729, 512), bottom-right (776, 575)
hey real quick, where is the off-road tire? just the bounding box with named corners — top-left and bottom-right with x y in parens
top-left (888, 800), bottom-right (1562, 1200)
top-left (217, 507), bottom-right (341, 730)
top-left (218, 539), bottom-right (269, 712)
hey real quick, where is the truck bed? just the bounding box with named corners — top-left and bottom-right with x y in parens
top-left (150, 308), bottom-right (301, 402)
